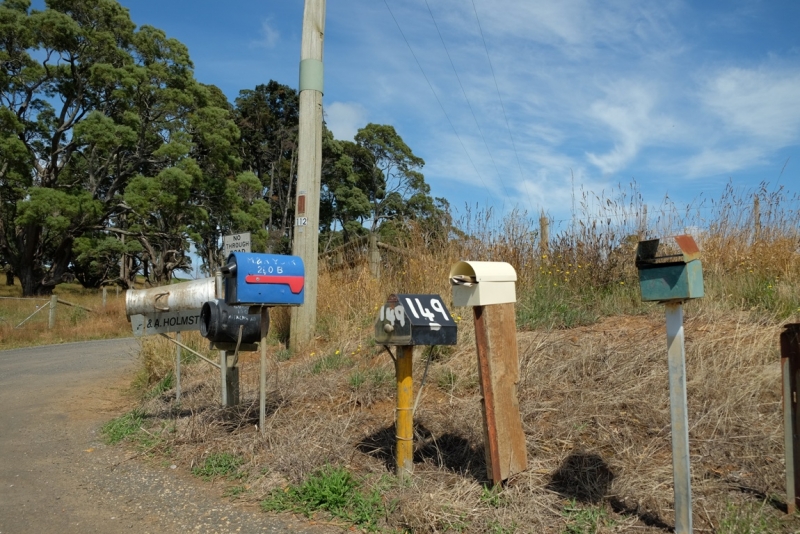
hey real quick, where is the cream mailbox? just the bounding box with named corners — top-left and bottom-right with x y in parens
top-left (449, 261), bottom-right (517, 307)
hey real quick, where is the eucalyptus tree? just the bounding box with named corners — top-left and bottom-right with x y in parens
top-left (319, 122), bottom-right (448, 246)
top-left (0, 0), bottom-right (230, 292)
top-left (235, 81), bottom-right (299, 253)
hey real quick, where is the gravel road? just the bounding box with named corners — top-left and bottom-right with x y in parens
top-left (0, 338), bottom-right (337, 534)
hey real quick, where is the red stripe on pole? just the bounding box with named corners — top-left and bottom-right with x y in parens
top-left (244, 275), bottom-right (305, 294)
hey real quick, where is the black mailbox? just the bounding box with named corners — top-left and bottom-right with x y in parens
top-left (374, 294), bottom-right (457, 346)
top-left (200, 299), bottom-right (265, 345)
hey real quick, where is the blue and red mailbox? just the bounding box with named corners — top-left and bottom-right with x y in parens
top-left (221, 252), bottom-right (305, 306)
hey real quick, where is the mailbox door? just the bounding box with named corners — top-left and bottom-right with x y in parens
top-left (226, 253), bottom-right (305, 306)
top-left (375, 294), bottom-right (457, 346)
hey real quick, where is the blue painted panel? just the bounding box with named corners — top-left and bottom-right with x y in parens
top-left (224, 253), bottom-right (305, 306)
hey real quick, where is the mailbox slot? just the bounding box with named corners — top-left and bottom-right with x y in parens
top-left (223, 252), bottom-right (305, 306)
top-left (635, 235), bottom-right (704, 302)
top-left (374, 294), bottom-right (457, 346)
top-left (449, 261), bottom-right (517, 307)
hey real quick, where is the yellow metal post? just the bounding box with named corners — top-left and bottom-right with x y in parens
top-left (395, 346), bottom-right (414, 478)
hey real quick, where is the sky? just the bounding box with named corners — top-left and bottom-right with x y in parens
top-left (39, 0), bottom-right (800, 230)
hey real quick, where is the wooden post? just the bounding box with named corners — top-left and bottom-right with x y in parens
top-left (753, 195), bottom-right (761, 242)
top-left (539, 211), bottom-right (549, 255)
top-left (782, 323), bottom-right (800, 514)
top-left (48, 294), bottom-right (57, 329)
top-left (395, 346), bottom-right (414, 478)
top-left (260, 306), bottom-right (269, 434)
top-left (102, 287), bottom-right (107, 309)
top-left (289, 0), bottom-right (326, 349)
top-left (369, 233), bottom-right (381, 279)
top-left (472, 303), bottom-right (527, 484)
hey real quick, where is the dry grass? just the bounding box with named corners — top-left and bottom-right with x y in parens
top-left (9, 182), bottom-right (800, 532)
top-left (0, 283), bottom-right (130, 349)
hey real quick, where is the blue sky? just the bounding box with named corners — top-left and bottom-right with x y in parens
top-left (48, 1), bottom-right (800, 228)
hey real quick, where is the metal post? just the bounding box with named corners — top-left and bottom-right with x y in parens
top-left (781, 324), bottom-right (800, 514)
top-left (395, 346), bottom-right (413, 478)
top-left (48, 295), bottom-right (57, 329)
top-left (175, 332), bottom-right (182, 402)
top-left (220, 349), bottom-right (229, 406)
top-left (260, 306), bottom-right (269, 434)
top-left (665, 302), bottom-right (693, 533)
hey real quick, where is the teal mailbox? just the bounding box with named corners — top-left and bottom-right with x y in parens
top-left (635, 235), bottom-right (704, 302)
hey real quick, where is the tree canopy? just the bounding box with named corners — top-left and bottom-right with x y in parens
top-left (0, 0), bottom-right (451, 295)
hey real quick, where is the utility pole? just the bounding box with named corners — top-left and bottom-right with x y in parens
top-left (290, 0), bottom-right (326, 349)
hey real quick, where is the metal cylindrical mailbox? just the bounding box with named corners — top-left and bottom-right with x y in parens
top-left (125, 277), bottom-right (215, 318)
top-left (200, 299), bottom-right (265, 344)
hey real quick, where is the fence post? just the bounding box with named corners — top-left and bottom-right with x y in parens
top-left (102, 287), bottom-right (107, 309)
top-left (539, 211), bottom-right (549, 255)
top-left (369, 233), bottom-right (381, 279)
top-left (782, 324), bottom-right (800, 514)
top-left (753, 195), bottom-right (761, 242)
top-left (48, 295), bottom-right (57, 328)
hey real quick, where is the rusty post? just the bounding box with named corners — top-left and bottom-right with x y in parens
top-left (781, 323), bottom-right (800, 514)
top-left (473, 303), bottom-right (527, 485)
top-left (474, 305), bottom-right (502, 484)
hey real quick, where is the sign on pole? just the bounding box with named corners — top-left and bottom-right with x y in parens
top-left (130, 309), bottom-right (203, 337)
top-left (222, 232), bottom-right (251, 259)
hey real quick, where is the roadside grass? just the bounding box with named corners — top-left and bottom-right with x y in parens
top-left (101, 408), bottom-right (147, 445)
top-left (71, 183), bottom-right (800, 532)
top-left (192, 452), bottom-right (245, 481)
top-left (0, 282), bottom-right (130, 349)
top-left (260, 465), bottom-right (390, 532)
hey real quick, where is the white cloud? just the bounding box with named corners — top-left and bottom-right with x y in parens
top-left (701, 64), bottom-right (800, 144)
top-left (251, 19), bottom-right (280, 49)
top-left (324, 101), bottom-right (368, 142)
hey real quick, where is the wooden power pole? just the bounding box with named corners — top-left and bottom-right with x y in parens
top-left (290, 0), bottom-right (327, 349)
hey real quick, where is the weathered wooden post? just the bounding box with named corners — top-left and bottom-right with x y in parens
top-left (48, 295), bottom-right (57, 329)
top-left (375, 293), bottom-right (458, 478)
top-left (635, 235), bottom-right (704, 534)
top-left (102, 287), bottom-right (107, 309)
top-left (781, 323), bottom-right (800, 514)
top-left (450, 261), bottom-right (527, 485)
top-left (369, 233), bottom-right (381, 279)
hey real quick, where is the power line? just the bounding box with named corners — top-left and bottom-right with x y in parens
top-left (423, 0), bottom-right (513, 203)
top-left (382, 0), bottom-right (496, 206)
top-left (470, 0), bottom-right (537, 214)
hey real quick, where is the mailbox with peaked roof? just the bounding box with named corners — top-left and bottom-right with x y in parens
top-left (374, 294), bottom-right (457, 346)
top-left (635, 234), bottom-right (704, 302)
top-left (449, 261), bottom-right (517, 307)
top-left (221, 252), bottom-right (305, 306)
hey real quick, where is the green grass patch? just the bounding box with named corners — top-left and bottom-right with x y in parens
top-left (261, 465), bottom-right (389, 531)
top-left (717, 501), bottom-right (780, 534)
top-left (311, 352), bottom-right (352, 374)
top-left (101, 408), bottom-right (146, 444)
top-left (145, 370), bottom-right (175, 399)
top-left (561, 500), bottom-right (614, 534)
top-left (192, 452), bottom-right (245, 480)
